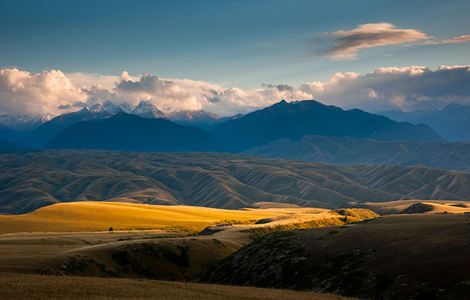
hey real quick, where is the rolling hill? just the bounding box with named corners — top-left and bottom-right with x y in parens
top-left (1, 151), bottom-right (470, 214)
top-left (212, 99), bottom-right (443, 151)
top-left (47, 113), bottom-right (222, 152)
top-left (244, 135), bottom-right (470, 170)
top-left (358, 199), bottom-right (470, 215)
top-left (200, 214), bottom-right (470, 299)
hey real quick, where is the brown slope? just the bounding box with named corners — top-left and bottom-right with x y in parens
top-left (199, 214), bottom-right (470, 299)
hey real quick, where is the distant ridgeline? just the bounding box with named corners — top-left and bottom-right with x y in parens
top-left (1, 99), bottom-right (445, 153)
top-left (244, 135), bottom-right (470, 171)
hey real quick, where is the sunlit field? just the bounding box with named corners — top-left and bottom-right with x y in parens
top-left (0, 201), bottom-right (349, 234)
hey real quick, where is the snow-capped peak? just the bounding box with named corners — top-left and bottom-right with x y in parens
top-left (131, 101), bottom-right (165, 118)
top-left (102, 101), bottom-right (124, 114)
top-left (88, 103), bottom-right (106, 113)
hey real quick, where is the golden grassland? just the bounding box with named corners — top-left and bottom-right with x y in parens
top-left (361, 199), bottom-right (470, 214)
top-left (0, 201), bottom-right (335, 234)
top-left (0, 202), bottom-right (378, 278)
top-left (244, 208), bottom-right (378, 237)
top-left (0, 273), bottom-right (353, 300)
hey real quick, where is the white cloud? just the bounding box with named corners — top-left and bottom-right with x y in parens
top-left (112, 74), bottom-right (312, 115)
top-left (300, 65), bottom-right (470, 111)
top-left (1, 65), bottom-right (470, 117)
top-left (323, 23), bottom-right (470, 60)
top-left (0, 68), bottom-right (313, 117)
top-left (0, 68), bottom-right (87, 116)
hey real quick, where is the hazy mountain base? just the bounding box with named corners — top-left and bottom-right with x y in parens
top-left (244, 135), bottom-right (470, 171)
top-left (383, 103), bottom-right (470, 142)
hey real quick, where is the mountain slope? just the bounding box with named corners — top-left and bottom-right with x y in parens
top-left (47, 113), bottom-right (222, 152)
top-left (212, 100), bottom-right (444, 151)
top-left (383, 103), bottom-right (470, 141)
top-left (23, 105), bottom-right (114, 148)
top-left (0, 139), bottom-right (15, 151)
top-left (1, 151), bottom-right (470, 214)
top-left (245, 135), bottom-right (470, 171)
top-left (0, 126), bottom-right (20, 143)
top-left (0, 113), bottom-right (52, 132)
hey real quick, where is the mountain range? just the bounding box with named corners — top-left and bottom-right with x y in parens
top-left (1, 151), bottom-right (470, 214)
top-left (383, 103), bottom-right (470, 141)
top-left (0, 113), bottom-right (53, 132)
top-left (212, 100), bottom-right (443, 151)
top-left (48, 112), bottom-right (221, 152)
top-left (245, 135), bottom-right (470, 171)
top-left (5, 101), bottom-right (222, 148)
top-left (2, 99), bottom-right (444, 153)
top-left (23, 104), bottom-right (115, 148)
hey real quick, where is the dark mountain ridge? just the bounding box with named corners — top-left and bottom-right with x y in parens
top-left (47, 112), bottom-right (222, 152)
top-left (22, 105), bottom-right (114, 148)
top-left (212, 100), bottom-right (443, 151)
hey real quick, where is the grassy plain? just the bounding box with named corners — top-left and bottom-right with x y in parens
top-left (0, 202), bottom-right (376, 278)
top-left (0, 201), bottom-right (318, 234)
top-left (360, 199), bottom-right (470, 214)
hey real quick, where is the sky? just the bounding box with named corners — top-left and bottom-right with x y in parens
top-left (1, 0), bottom-right (470, 116)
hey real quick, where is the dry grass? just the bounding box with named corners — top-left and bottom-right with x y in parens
top-left (244, 208), bottom-right (378, 237)
top-left (0, 203), bottom-right (378, 278)
top-left (200, 214), bottom-right (470, 299)
top-left (0, 273), bottom-right (352, 300)
top-left (361, 199), bottom-right (470, 215)
top-left (0, 202), bottom-right (338, 234)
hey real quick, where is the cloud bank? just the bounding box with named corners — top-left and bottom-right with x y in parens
top-left (0, 68), bottom-right (312, 117)
top-left (1, 65), bottom-right (470, 117)
top-left (0, 68), bottom-right (86, 116)
top-left (300, 65), bottom-right (470, 111)
top-left (323, 23), bottom-right (470, 60)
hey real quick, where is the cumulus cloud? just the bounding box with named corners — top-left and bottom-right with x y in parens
top-left (1, 65), bottom-right (470, 117)
top-left (300, 65), bottom-right (470, 111)
top-left (323, 23), bottom-right (470, 60)
top-left (84, 74), bottom-right (312, 115)
top-left (0, 68), bottom-right (87, 116)
top-left (0, 68), bottom-right (313, 117)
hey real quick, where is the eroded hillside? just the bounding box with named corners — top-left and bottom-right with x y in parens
top-left (2, 151), bottom-right (470, 213)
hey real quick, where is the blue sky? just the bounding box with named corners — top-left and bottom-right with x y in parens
top-left (1, 0), bottom-right (470, 87)
top-left (0, 0), bottom-right (470, 116)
